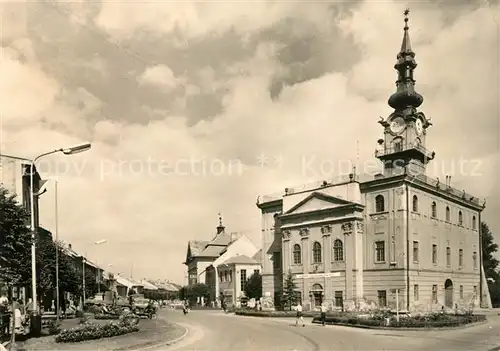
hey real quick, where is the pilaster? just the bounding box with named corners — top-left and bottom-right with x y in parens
top-left (321, 225), bottom-right (332, 302)
top-left (282, 230), bottom-right (291, 272)
top-left (300, 228), bottom-right (310, 309)
top-left (353, 221), bottom-right (364, 305)
top-left (342, 221), bottom-right (354, 306)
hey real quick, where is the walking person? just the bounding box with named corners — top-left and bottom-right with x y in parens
top-left (295, 302), bottom-right (305, 327)
top-left (320, 303), bottom-right (327, 326)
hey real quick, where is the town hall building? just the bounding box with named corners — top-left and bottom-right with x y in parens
top-left (256, 11), bottom-right (491, 312)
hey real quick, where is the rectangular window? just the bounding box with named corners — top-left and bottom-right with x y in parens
top-left (473, 252), bottom-right (477, 270)
top-left (229, 270), bottom-right (232, 282)
top-left (334, 291), bottom-right (343, 308)
top-left (473, 285), bottom-right (478, 298)
top-left (432, 244), bottom-right (437, 265)
top-left (273, 252), bottom-right (281, 269)
top-left (432, 285), bottom-right (438, 303)
top-left (414, 284), bottom-right (419, 301)
top-left (446, 247), bottom-right (451, 267)
top-left (240, 269), bottom-right (247, 292)
top-left (375, 241), bottom-right (385, 262)
top-left (460, 285), bottom-right (464, 299)
top-left (377, 290), bottom-right (387, 307)
top-left (412, 241), bottom-right (419, 262)
top-left (459, 249), bottom-right (463, 268)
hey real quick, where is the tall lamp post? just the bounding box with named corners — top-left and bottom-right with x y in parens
top-left (0, 143), bottom-right (91, 315)
top-left (82, 239), bottom-right (107, 307)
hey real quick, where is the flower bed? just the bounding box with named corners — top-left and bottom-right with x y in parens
top-left (55, 316), bottom-right (139, 343)
top-left (94, 313), bottom-right (120, 320)
top-left (235, 310), bottom-right (323, 318)
top-left (312, 312), bottom-right (486, 329)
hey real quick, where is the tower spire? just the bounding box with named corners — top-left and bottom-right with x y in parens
top-left (388, 8), bottom-right (423, 111)
top-left (216, 212), bottom-right (225, 235)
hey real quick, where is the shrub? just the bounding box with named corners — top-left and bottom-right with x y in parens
top-left (55, 319), bottom-right (139, 343)
top-left (312, 313), bottom-right (486, 328)
top-left (94, 314), bottom-right (120, 320)
top-left (235, 310), bottom-right (320, 318)
top-left (46, 320), bottom-right (61, 335)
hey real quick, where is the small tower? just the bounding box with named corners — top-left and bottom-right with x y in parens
top-left (216, 212), bottom-right (225, 235)
top-left (375, 9), bottom-right (435, 177)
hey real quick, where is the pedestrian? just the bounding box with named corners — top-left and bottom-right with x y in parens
top-left (295, 302), bottom-right (305, 327)
top-left (320, 303), bottom-right (327, 326)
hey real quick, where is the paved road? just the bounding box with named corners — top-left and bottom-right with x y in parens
top-left (157, 309), bottom-right (500, 351)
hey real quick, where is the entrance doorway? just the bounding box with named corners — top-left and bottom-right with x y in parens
top-left (311, 284), bottom-right (323, 309)
top-left (444, 279), bottom-right (453, 308)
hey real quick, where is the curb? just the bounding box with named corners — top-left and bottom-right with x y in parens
top-left (310, 318), bottom-right (488, 331)
top-left (127, 323), bottom-right (189, 351)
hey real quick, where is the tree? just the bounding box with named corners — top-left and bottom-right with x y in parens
top-left (244, 272), bottom-right (262, 300)
top-left (281, 270), bottom-right (298, 311)
top-left (482, 222), bottom-right (499, 280)
top-left (0, 188), bottom-right (32, 287)
top-left (482, 222), bottom-right (500, 307)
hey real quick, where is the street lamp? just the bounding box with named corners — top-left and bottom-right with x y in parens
top-left (82, 239), bottom-right (107, 306)
top-left (0, 142), bottom-right (91, 314)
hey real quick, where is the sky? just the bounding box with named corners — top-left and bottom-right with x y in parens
top-left (0, 0), bottom-right (498, 285)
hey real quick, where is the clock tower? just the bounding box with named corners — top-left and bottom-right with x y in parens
top-left (375, 9), bottom-right (435, 177)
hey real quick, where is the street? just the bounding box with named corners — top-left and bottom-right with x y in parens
top-left (158, 309), bottom-right (500, 351)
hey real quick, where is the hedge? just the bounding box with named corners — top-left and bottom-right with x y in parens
top-left (312, 314), bottom-right (486, 328)
top-left (55, 316), bottom-right (139, 343)
top-left (235, 310), bottom-right (322, 318)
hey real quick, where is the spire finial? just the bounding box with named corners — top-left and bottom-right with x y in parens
top-left (387, 8), bottom-right (423, 111)
top-left (403, 8), bottom-right (410, 30)
top-left (218, 212), bottom-right (223, 226)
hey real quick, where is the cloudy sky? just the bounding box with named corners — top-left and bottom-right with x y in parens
top-left (0, 0), bottom-right (499, 284)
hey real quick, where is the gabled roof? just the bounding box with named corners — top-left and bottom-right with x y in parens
top-left (252, 249), bottom-right (262, 263)
top-left (208, 232), bottom-right (231, 246)
top-left (185, 240), bottom-right (209, 262)
top-left (223, 255), bottom-right (259, 266)
top-left (141, 279), bottom-right (158, 290)
top-left (149, 280), bottom-right (180, 291)
top-left (284, 191), bottom-right (355, 215)
top-left (200, 245), bottom-right (226, 257)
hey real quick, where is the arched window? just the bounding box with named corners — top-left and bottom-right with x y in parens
top-left (446, 206), bottom-right (450, 222)
top-left (458, 211), bottom-right (463, 226)
top-left (412, 195), bottom-right (418, 212)
top-left (312, 242), bottom-right (322, 264)
top-left (375, 195), bottom-right (385, 212)
top-left (431, 201), bottom-right (437, 218)
top-left (293, 244), bottom-right (302, 265)
top-left (472, 215), bottom-right (477, 229)
top-left (333, 239), bottom-right (343, 261)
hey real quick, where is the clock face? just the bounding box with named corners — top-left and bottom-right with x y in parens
top-left (390, 117), bottom-right (405, 134)
top-left (415, 118), bottom-right (423, 135)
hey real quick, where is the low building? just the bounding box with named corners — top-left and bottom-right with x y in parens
top-left (204, 235), bottom-right (261, 305)
top-left (217, 254), bottom-right (261, 308)
top-left (184, 216), bottom-right (235, 286)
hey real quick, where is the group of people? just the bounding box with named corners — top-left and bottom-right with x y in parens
top-left (294, 302), bottom-right (328, 327)
top-left (0, 294), bottom-right (36, 336)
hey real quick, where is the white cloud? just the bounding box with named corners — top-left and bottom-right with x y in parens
top-left (138, 64), bottom-right (180, 92)
top-left (2, 1), bottom-right (499, 284)
top-left (94, 1), bottom-right (315, 40)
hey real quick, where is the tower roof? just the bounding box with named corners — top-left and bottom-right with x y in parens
top-left (388, 8), bottom-right (424, 111)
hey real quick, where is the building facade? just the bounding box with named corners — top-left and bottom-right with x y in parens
top-left (257, 13), bottom-right (491, 312)
top-left (217, 255), bottom-right (261, 308)
top-left (205, 235), bottom-right (260, 305)
top-left (184, 217), bottom-right (233, 287)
